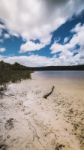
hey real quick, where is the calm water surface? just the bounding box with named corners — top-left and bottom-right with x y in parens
top-left (32, 71), bottom-right (84, 80)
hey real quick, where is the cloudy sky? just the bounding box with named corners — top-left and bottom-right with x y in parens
top-left (0, 0), bottom-right (84, 66)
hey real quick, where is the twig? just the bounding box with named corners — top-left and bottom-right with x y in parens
top-left (43, 86), bottom-right (55, 99)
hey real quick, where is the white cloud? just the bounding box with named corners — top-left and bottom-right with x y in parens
top-left (0, 23), bottom-right (84, 67)
top-left (51, 23), bottom-right (84, 53)
top-left (0, 0), bottom-right (84, 51)
top-left (71, 23), bottom-right (84, 47)
top-left (20, 34), bottom-right (52, 52)
top-left (51, 43), bottom-right (64, 53)
top-left (50, 23), bottom-right (84, 65)
top-left (4, 33), bottom-right (10, 39)
top-left (0, 24), bottom-right (5, 29)
top-left (0, 47), bottom-right (6, 52)
top-left (0, 55), bottom-right (54, 67)
top-left (64, 37), bottom-right (69, 44)
top-left (0, 24), bottom-right (10, 41)
top-left (20, 41), bottom-right (45, 52)
top-left (0, 51), bottom-right (83, 67)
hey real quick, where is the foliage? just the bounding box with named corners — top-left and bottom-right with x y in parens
top-left (0, 61), bottom-right (32, 85)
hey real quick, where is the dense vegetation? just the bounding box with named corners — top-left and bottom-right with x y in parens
top-left (0, 61), bottom-right (32, 85)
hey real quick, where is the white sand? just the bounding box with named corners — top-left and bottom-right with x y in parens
top-left (0, 75), bottom-right (84, 150)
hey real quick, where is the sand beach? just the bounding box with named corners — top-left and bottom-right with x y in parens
top-left (0, 72), bottom-right (84, 150)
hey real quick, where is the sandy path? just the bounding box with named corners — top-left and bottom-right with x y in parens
top-left (0, 77), bottom-right (84, 150)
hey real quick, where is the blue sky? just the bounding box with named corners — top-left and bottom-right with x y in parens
top-left (0, 0), bottom-right (84, 66)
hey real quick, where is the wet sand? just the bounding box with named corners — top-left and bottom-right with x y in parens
top-left (0, 73), bottom-right (84, 150)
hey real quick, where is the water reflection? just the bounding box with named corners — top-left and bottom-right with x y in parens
top-left (32, 71), bottom-right (84, 80)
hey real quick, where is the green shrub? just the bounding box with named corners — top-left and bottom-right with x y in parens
top-left (0, 61), bottom-right (32, 85)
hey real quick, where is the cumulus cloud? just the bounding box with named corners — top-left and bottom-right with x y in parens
top-left (20, 41), bottom-right (45, 52)
top-left (0, 23), bottom-right (5, 29)
top-left (0, 23), bottom-right (10, 40)
top-left (0, 23), bottom-right (84, 66)
top-left (0, 47), bottom-right (6, 52)
top-left (64, 37), bottom-right (69, 44)
top-left (50, 23), bottom-right (84, 65)
top-left (4, 33), bottom-right (10, 39)
top-left (0, 52), bottom-right (83, 67)
top-left (0, 55), bottom-right (54, 67)
top-left (20, 34), bottom-right (52, 52)
top-left (51, 23), bottom-right (84, 53)
top-left (1, 54), bottom-right (68, 67)
top-left (0, 0), bottom-right (84, 51)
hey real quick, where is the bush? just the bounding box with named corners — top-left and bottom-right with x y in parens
top-left (0, 61), bottom-right (32, 85)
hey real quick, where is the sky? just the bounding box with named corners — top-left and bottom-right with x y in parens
top-left (0, 0), bottom-right (84, 67)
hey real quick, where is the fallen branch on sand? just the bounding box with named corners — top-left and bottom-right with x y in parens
top-left (43, 86), bottom-right (55, 99)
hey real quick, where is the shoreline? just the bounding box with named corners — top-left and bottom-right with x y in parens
top-left (0, 76), bottom-right (84, 150)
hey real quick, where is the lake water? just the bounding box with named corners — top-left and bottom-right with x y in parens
top-left (32, 71), bottom-right (84, 98)
top-left (32, 71), bottom-right (84, 80)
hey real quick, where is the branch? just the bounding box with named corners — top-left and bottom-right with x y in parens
top-left (43, 86), bottom-right (55, 99)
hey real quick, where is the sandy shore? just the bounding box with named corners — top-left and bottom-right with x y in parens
top-left (0, 74), bottom-right (84, 150)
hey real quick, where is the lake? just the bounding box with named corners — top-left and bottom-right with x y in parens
top-left (32, 71), bottom-right (84, 99)
top-left (32, 71), bottom-right (84, 80)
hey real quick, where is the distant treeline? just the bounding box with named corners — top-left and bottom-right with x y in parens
top-left (26, 65), bottom-right (84, 71)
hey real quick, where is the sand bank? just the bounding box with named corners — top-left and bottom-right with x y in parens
top-left (0, 75), bottom-right (84, 150)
